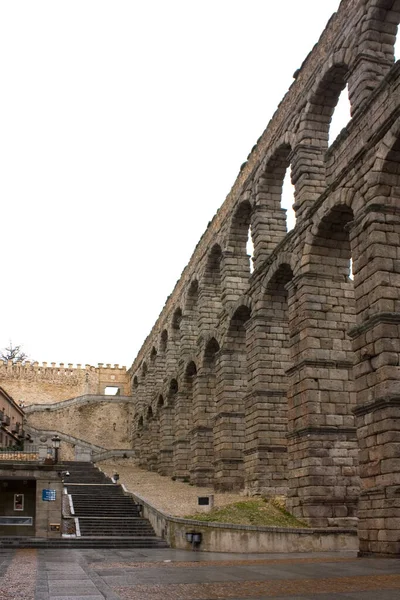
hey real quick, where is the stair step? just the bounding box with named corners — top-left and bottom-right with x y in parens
top-left (59, 460), bottom-right (167, 549)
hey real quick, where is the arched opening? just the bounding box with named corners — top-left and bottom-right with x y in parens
top-left (157, 394), bottom-right (164, 412)
top-left (328, 84), bottom-right (352, 146)
top-left (172, 307), bottom-right (183, 330)
top-left (185, 360), bottom-right (197, 380)
top-left (229, 200), bottom-right (253, 281)
top-left (168, 378), bottom-right (178, 398)
top-left (181, 280), bottom-right (199, 358)
top-left (258, 144), bottom-right (296, 235)
top-left (205, 244), bottom-right (222, 289)
top-left (200, 244), bottom-right (222, 331)
top-left (185, 279), bottom-right (199, 311)
top-left (189, 337), bottom-right (220, 486)
top-left (158, 384), bottom-right (175, 476)
top-left (214, 305), bottom-right (251, 491)
top-left (311, 204), bottom-right (354, 278)
top-left (246, 229), bottom-right (254, 273)
top-left (146, 402), bottom-right (158, 471)
top-left (257, 264), bottom-right (294, 496)
top-left (173, 360), bottom-right (198, 481)
top-left (160, 329), bottom-right (168, 353)
top-left (306, 63), bottom-right (350, 151)
top-left (132, 375), bottom-right (139, 390)
top-left (141, 362), bottom-right (148, 379)
top-left (204, 337), bottom-right (220, 367)
top-left (150, 346), bottom-right (157, 362)
top-left (281, 167), bottom-right (296, 232)
top-left (286, 203), bottom-right (358, 526)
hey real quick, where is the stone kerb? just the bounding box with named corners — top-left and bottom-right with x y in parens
top-left (117, 484), bottom-right (358, 554)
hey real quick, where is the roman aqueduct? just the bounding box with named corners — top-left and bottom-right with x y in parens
top-left (126, 0), bottom-right (400, 556)
top-left (3, 0), bottom-right (400, 557)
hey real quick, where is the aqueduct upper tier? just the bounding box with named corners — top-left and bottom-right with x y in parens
top-left (128, 0), bottom-right (400, 556)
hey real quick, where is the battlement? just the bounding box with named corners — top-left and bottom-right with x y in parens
top-left (1, 361), bottom-right (126, 372)
top-left (0, 360), bottom-right (129, 406)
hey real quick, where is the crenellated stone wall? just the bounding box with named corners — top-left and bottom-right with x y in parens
top-left (0, 361), bottom-right (129, 405)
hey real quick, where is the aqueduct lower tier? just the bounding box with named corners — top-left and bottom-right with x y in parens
top-left (128, 0), bottom-right (400, 556)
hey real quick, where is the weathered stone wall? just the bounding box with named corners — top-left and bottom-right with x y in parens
top-left (126, 0), bottom-right (400, 556)
top-left (25, 396), bottom-right (134, 450)
top-left (0, 362), bottom-right (129, 405)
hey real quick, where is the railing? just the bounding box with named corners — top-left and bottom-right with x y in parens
top-left (0, 446), bottom-right (55, 462)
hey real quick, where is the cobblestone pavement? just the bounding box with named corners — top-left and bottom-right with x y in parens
top-left (0, 548), bottom-right (399, 600)
top-left (99, 458), bottom-right (245, 516)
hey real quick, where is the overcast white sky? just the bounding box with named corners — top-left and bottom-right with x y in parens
top-left (0, 1), bottom-right (346, 369)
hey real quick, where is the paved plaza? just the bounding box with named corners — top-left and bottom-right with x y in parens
top-left (0, 548), bottom-right (399, 600)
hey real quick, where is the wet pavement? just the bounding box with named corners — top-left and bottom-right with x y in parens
top-left (0, 547), bottom-right (399, 599)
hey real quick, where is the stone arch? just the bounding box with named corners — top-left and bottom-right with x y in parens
top-left (223, 200), bottom-right (253, 299)
top-left (168, 378), bottom-right (178, 400)
top-left (150, 346), bottom-right (157, 362)
top-left (185, 359), bottom-right (197, 379)
top-left (293, 57), bottom-right (351, 217)
top-left (172, 307), bottom-right (183, 331)
top-left (310, 188), bottom-right (357, 239)
top-left (203, 335), bottom-right (220, 366)
top-left (199, 244), bottom-right (223, 332)
top-left (214, 304), bottom-right (252, 491)
top-left (145, 400), bottom-right (159, 471)
top-left (227, 199), bottom-right (252, 256)
top-left (187, 336), bottom-right (220, 487)
top-left (310, 202), bottom-right (354, 277)
top-left (160, 329), bottom-right (168, 353)
top-left (284, 203), bottom-right (359, 526)
top-left (172, 359), bottom-right (198, 480)
top-left (141, 362), bottom-right (148, 378)
top-left (260, 143), bottom-right (293, 213)
top-left (228, 295), bottom-right (253, 323)
top-left (305, 59), bottom-right (351, 142)
top-left (251, 140), bottom-right (295, 266)
top-left (262, 253), bottom-right (297, 291)
top-left (185, 279), bottom-right (199, 311)
top-left (181, 279), bottom-right (200, 359)
top-left (157, 394), bottom-right (164, 412)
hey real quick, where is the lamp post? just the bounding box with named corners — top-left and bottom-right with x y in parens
top-left (51, 435), bottom-right (61, 464)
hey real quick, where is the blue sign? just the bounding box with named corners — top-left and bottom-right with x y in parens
top-left (42, 489), bottom-right (56, 501)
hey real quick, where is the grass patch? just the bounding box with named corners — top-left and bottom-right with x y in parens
top-left (185, 498), bottom-right (308, 528)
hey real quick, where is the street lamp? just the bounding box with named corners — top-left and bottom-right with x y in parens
top-left (51, 435), bottom-right (61, 464)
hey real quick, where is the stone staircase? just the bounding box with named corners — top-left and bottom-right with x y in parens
top-left (64, 461), bottom-right (168, 547)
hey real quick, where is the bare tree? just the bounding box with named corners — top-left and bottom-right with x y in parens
top-left (0, 341), bottom-right (29, 364)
